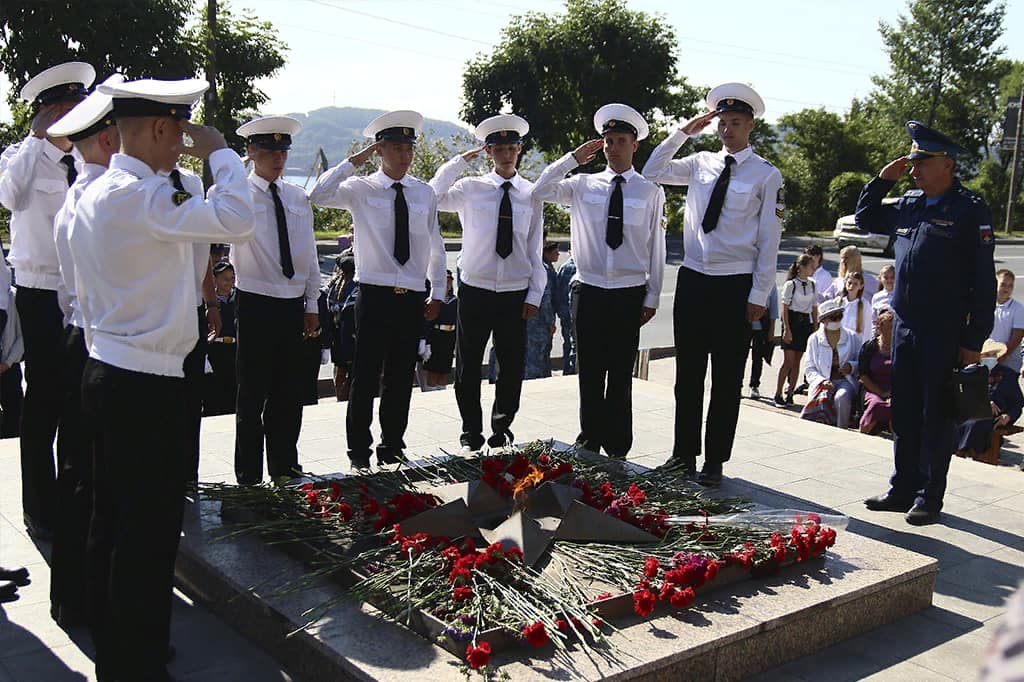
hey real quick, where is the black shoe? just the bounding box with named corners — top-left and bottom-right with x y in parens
top-left (0, 566), bottom-right (29, 586)
top-left (905, 504), bottom-right (941, 526)
top-left (785, 392), bottom-right (794, 406)
top-left (24, 515), bottom-right (53, 542)
top-left (773, 395), bottom-right (786, 408)
top-left (794, 382), bottom-right (809, 395)
top-left (348, 451), bottom-right (372, 471)
top-left (656, 457), bottom-right (695, 476)
top-left (697, 463), bottom-right (723, 487)
top-left (864, 493), bottom-right (914, 512)
top-left (460, 435), bottom-right (485, 453)
top-left (0, 580), bottom-right (17, 603)
top-left (486, 431), bottom-right (514, 449)
top-left (376, 447), bottom-right (409, 466)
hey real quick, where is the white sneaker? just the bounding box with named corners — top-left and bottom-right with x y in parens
top-left (749, 387), bottom-right (761, 400)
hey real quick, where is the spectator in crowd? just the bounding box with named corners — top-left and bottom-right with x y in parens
top-left (800, 298), bottom-right (861, 428)
top-left (822, 245), bottom-right (879, 301)
top-left (775, 254), bottom-right (818, 407)
top-left (523, 241), bottom-right (558, 380)
top-left (871, 264), bottom-right (895, 334)
top-left (805, 244), bottom-right (833, 298)
top-left (859, 308), bottom-right (894, 435)
top-left (839, 271), bottom-right (868, 337)
top-left (204, 260), bottom-right (238, 416)
top-left (324, 255), bottom-right (356, 400)
top-left (991, 269), bottom-right (1024, 373)
top-left (746, 284), bottom-right (778, 400)
top-left (957, 339), bottom-right (1024, 462)
top-left (419, 270), bottom-right (458, 390)
top-left (555, 250), bottom-right (577, 375)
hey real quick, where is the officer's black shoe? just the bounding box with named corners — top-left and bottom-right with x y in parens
top-left (0, 579), bottom-right (18, 603)
top-left (24, 515), bottom-right (53, 543)
top-left (905, 504), bottom-right (941, 526)
top-left (864, 493), bottom-right (914, 512)
top-left (486, 431), bottom-right (514, 449)
top-left (697, 463), bottom-right (723, 487)
top-left (656, 457), bottom-right (696, 476)
top-left (0, 566), bottom-right (29, 586)
top-left (348, 451), bottom-right (372, 471)
top-left (376, 447), bottom-right (409, 466)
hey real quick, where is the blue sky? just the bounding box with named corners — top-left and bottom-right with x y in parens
top-left (3, 0), bottom-right (1022, 128)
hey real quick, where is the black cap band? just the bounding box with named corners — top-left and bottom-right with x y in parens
top-left (246, 132), bottom-right (292, 150)
top-left (67, 115), bottom-right (117, 142)
top-left (111, 97), bottom-right (192, 119)
top-left (212, 261), bottom-right (234, 275)
top-left (485, 130), bottom-right (522, 145)
top-left (601, 119), bottom-right (638, 136)
top-left (374, 126), bottom-right (417, 143)
top-left (715, 98), bottom-right (754, 116)
top-left (35, 82), bottom-right (87, 107)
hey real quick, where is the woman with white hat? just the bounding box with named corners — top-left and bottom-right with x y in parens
top-left (800, 298), bottom-right (862, 428)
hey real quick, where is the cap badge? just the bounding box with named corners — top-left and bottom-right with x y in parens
top-left (726, 99), bottom-right (735, 105)
top-left (500, 130), bottom-right (508, 137)
top-left (403, 128), bottom-right (411, 136)
top-left (608, 120), bottom-right (616, 127)
top-left (274, 133), bottom-right (282, 141)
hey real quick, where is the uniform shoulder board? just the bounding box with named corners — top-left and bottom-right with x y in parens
top-left (171, 190), bottom-right (193, 206)
top-left (903, 189), bottom-right (924, 198)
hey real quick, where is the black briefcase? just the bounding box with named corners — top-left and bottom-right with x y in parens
top-left (953, 364), bottom-right (991, 424)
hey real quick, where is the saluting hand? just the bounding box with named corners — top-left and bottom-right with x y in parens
top-left (572, 139), bottom-right (604, 165)
top-left (462, 145), bottom-right (487, 162)
top-left (349, 141), bottom-right (381, 167)
top-left (178, 121), bottom-right (228, 159)
top-left (680, 111), bottom-right (717, 136)
top-left (879, 156), bottom-right (910, 182)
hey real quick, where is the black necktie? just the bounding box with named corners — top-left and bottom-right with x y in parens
top-left (606, 175), bottom-right (625, 249)
top-left (269, 182), bottom-right (295, 279)
top-left (392, 182), bottom-right (410, 265)
top-left (702, 155), bottom-right (736, 233)
top-left (60, 154), bottom-right (77, 186)
top-left (496, 180), bottom-right (514, 259)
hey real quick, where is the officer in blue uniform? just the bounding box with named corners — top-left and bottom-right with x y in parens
top-left (856, 121), bottom-right (996, 525)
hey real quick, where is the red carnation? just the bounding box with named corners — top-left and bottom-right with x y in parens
top-left (538, 454), bottom-right (551, 466)
top-left (643, 556), bottom-right (660, 578)
top-left (704, 560), bottom-right (720, 583)
top-left (521, 621), bottom-right (549, 647)
top-left (452, 586), bottom-right (473, 602)
top-left (670, 586), bottom-right (696, 609)
top-left (465, 641), bottom-right (491, 670)
top-left (633, 588), bottom-right (656, 617)
top-left (554, 618), bottom-right (569, 632)
top-left (337, 502), bottom-right (353, 521)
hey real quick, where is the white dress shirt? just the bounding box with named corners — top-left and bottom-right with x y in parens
top-left (0, 135), bottom-right (79, 289)
top-left (642, 130), bottom-right (783, 307)
top-left (822, 272), bottom-right (880, 302)
top-left (813, 266), bottom-right (833, 302)
top-left (992, 298), bottom-right (1024, 373)
top-left (781, 277), bottom-right (817, 315)
top-left (308, 161), bottom-right (446, 300)
top-left (229, 173), bottom-right (320, 311)
top-left (430, 156), bottom-right (545, 306)
top-left (69, 149), bottom-right (254, 377)
top-left (54, 162), bottom-right (106, 328)
top-left (840, 296), bottom-right (869, 336)
top-left (532, 154), bottom-right (666, 308)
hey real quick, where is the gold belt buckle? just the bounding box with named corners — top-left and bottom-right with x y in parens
top-left (393, 287), bottom-right (408, 295)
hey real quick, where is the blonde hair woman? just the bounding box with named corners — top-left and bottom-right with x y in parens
top-left (822, 246), bottom-right (879, 301)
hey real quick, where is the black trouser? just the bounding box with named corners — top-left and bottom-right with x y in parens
top-left (455, 284), bottom-right (527, 448)
top-left (183, 306), bottom-right (206, 483)
top-left (16, 285), bottom-right (64, 529)
top-left (672, 267), bottom-right (752, 469)
top-left (83, 359), bottom-right (185, 682)
top-left (51, 325), bottom-right (91, 623)
top-left (748, 328), bottom-right (769, 388)
top-left (204, 342), bottom-right (237, 416)
top-left (573, 282), bottom-right (645, 458)
top-left (347, 285), bottom-right (422, 461)
top-left (0, 362), bottom-right (23, 438)
top-left (234, 291), bottom-right (305, 484)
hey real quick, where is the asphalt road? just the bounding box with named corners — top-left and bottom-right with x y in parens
top-left (322, 238), bottom-right (1024, 355)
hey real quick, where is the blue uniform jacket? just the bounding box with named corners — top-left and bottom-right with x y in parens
top-left (855, 177), bottom-right (995, 352)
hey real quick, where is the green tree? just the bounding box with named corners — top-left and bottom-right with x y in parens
top-left (827, 172), bottom-right (874, 219)
top-left (867, 0), bottom-right (1009, 170)
top-left (460, 0), bottom-right (701, 163)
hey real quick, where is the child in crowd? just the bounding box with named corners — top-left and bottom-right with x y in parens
top-left (839, 271), bottom-right (867, 337)
top-left (775, 255), bottom-right (817, 407)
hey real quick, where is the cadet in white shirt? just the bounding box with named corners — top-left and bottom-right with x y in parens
top-left (309, 110), bottom-right (446, 469)
top-left (0, 61), bottom-right (94, 540)
top-left (47, 73), bottom-right (122, 630)
top-left (643, 83), bottom-right (783, 485)
top-left (429, 114), bottom-right (545, 452)
top-left (231, 116), bottom-right (320, 484)
top-left (532, 103), bottom-right (666, 460)
top-left (68, 77), bottom-right (253, 681)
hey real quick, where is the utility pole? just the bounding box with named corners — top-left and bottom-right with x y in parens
top-left (1006, 82), bottom-right (1024, 235)
top-left (202, 0), bottom-right (219, 189)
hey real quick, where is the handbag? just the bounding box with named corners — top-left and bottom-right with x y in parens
top-left (953, 364), bottom-right (992, 424)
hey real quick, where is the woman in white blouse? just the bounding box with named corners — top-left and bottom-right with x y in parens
top-left (775, 254), bottom-right (818, 407)
top-left (801, 298), bottom-right (861, 428)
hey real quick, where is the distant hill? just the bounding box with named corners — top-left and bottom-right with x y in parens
top-left (282, 106), bottom-right (469, 175)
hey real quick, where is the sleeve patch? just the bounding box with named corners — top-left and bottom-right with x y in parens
top-left (171, 190), bottom-right (192, 206)
top-left (980, 224), bottom-right (993, 243)
top-left (775, 184), bottom-right (786, 221)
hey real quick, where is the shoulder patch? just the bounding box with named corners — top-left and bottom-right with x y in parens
top-left (979, 224), bottom-right (994, 244)
top-left (171, 190), bottom-right (192, 206)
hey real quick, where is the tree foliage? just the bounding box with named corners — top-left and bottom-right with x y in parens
top-left (461, 0), bottom-right (701, 162)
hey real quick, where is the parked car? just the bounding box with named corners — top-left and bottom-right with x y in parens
top-left (833, 198), bottom-right (899, 257)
